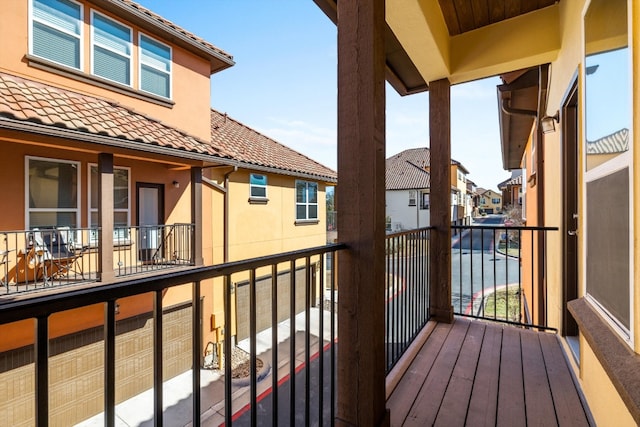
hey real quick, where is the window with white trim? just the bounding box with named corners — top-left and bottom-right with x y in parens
top-left (139, 34), bottom-right (171, 98)
top-left (296, 180), bottom-right (318, 221)
top-left (89, 165), bottom-right (130, 241)
top-left (91, 11), bottom-right (132, 85)
top-left (249, 173), bottom-right (267, 198)
top-left (408, 190), bottom-right (416, 206)
top-left (31, 0), bottom-right (83, 69)
top-left (27, 157), bottom-right (80, 229)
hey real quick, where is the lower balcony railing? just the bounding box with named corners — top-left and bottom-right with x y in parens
top-left (0, 243), bottom-right (344, 426)
top-left (451, 224), bottom-right (558, 330)
top-left (0, 224), bottom-right (194, 294)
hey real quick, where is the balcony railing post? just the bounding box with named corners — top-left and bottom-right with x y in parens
top-left (35, 315), bottom-right (49, 427)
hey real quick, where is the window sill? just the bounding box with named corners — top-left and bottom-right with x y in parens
top-left (27, 55), bottom-right (174, 108)
top-left (295, 219), bottom-right (319, 226)
top-left (567, 298), bottom-right (640, 423)
top-left (248, 197), bottom-right (269, 205)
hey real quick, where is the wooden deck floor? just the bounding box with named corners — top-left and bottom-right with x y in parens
top-left (387, 317), bottom-right (593, 427)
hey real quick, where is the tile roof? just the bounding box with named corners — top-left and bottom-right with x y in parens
top-left (109, 0), bottom-right (234, 69)
top-left (586, 128), bottom-right (629, 155)
top-left (386, 148), bottom-right (431, 190)
top-left (210, 109), bottom-right (337, 182)
top-left (0, 72), bottom-right (229, 160)
top-left (498, 174), bottom-right (522, 189)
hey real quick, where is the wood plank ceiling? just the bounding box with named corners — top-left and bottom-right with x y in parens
top-left (437, 0), bottom-right (559, 36)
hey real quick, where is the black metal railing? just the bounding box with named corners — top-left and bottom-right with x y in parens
top-left (0, 224), bottom-right (194, 294)
top-left (0, 228), bottom-right (98, 293)
top-left (451, 224), bottom-right (558, 330)
top-left (114, 223), bottom-right (194, 277)
top-left (0, 243), bottom-right (344, 426)
top-left (385, 227), bottom-right (431, 372)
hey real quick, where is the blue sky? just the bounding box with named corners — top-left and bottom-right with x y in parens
top-left (137, 0), bottom-right (508, 191)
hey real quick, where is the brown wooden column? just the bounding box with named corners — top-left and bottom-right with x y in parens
top-left (429, 79), bottom-right (453, 323)
top-left (191, 167), bottom-right (203, 266)
top-left (98, 153), bottom-right (114, 282)
top-left (336, 0), bottom-right (388, 425)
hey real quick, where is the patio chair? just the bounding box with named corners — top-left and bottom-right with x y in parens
top-left (41, 228), bottom-right (85, 280)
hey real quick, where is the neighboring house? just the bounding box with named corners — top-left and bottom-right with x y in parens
top-left (498, 170), bottom-right (523, 208)
top-left (477, 189), bottom-right (502, 214)
top-left (385, 147), bottom-right (471, 230)
top-left (0, 1), bottom-right (335, 425)
top-left (450, 159), bottom-right (470, 225)
top-left (466, 179), bottom-right (478, 217)
top-left (385, 148), bottom-right (431, 231)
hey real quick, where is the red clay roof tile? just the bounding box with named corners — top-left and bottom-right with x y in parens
top-left (210, 109), bottom-right (336, 181)
top-left (0, 72), bottom-right (228, 159)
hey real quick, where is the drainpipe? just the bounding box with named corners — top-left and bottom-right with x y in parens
top-left (202, 166), bottom-right (237, 263)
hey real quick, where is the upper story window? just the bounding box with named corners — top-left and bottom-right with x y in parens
top-left (420, 193), bottom-right (429, 210)
top-left (31, 0), bottom-right (83, 69)
top-left (140, 34), bottom-right (171, 98)
top-left (91, 11), bottom-right (132, 86)
top-left (492, 198), bottom-right (500, 204)
top-left (249, 173), bottom-right (267, 199)
top-left (408, 190), bottom-right (416, 206)
top-left (296, 180), bottom-right (318, 221)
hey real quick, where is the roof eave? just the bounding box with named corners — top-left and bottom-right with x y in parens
top-left (312, 0), bottom-right (428, 96)
top-left (93, 0), bottom-right (235, 74)
top-left (0, 116), bottom-right (234, 166)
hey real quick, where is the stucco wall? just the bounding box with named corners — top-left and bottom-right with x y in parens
top-left (0, 0), bottom-right (214, 141)
top-left (385, 189), bottom-right (430, 230)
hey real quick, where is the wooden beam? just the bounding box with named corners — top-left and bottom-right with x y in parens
top-left (429, 79), bottom-right (454, 323)
top-left (336, 0), bottom-right (389, 425)
top-left (98, 153), bottom-right (115, 282)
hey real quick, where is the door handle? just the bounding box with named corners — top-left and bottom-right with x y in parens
top-left (568, 230), bottom-right (577, 236)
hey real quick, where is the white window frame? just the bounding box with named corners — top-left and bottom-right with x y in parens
top-left (88, 164), bottom-right (131, 243)
top-left (29, 0), bottom-right (84, 70)
top-left (138, 32), bottom-right (172, 99)
top-left (295, 180), bottom-right (319, 221)
top-left (26, 156), bottom-right (81, 229)
top-left (90, 10), bottom-right (132, 86)
top-left (249, 173), bottom-right (268, 199)
top-left (408, 190), bottom-right (416, 206)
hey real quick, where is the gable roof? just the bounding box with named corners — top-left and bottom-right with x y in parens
top-left (385, 147), bottom-right (470, 190)
top-left (386, 148), bottom-right (431, 190)
top-left (210, 110), bottom-right (337, 182)
top-left (0, 72), bottom-right (230, 162)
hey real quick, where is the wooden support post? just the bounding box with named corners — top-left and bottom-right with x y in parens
top-left (191, 167), bottom-right (203, 266)
top-left (336, 0), bottom-right (389, 426)
top-left (429, 79), bottom-right (454, 323)
top-left (98, 153), bottom-right (114, 282)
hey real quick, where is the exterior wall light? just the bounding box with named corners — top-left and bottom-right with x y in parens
top-left (541, 111), bottom-right (560, 134)
top-left (172, 180), bottom-right (180, 188)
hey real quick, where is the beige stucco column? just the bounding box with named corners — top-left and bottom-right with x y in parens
top-left (98, 153), bottom-right (114, 282)
top-left (191, 167), bottom-right (203, 266)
